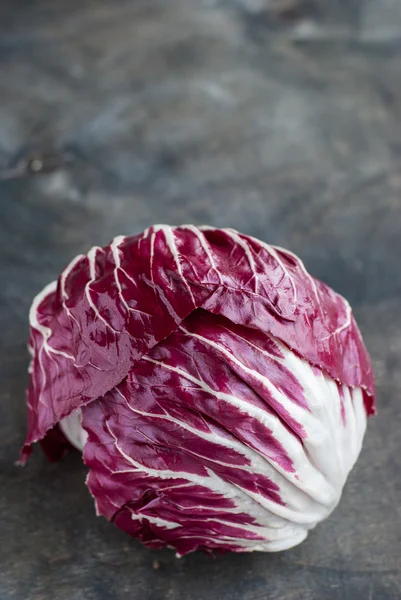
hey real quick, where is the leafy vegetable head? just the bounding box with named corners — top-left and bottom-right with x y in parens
top-left (21, 226), bottom-right (375, 555)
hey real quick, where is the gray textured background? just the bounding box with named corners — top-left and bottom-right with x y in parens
top-left (1, 1), bottom-right (401, 599)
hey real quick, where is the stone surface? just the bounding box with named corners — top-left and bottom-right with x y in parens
top-left (1, 1), bottom-right (401, 599)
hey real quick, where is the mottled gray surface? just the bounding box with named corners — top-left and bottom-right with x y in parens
top-left (1, 1), bottom-right (401, 599)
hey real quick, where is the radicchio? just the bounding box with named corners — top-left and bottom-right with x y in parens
top-left (21, 225), bottom-right (375, 555)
